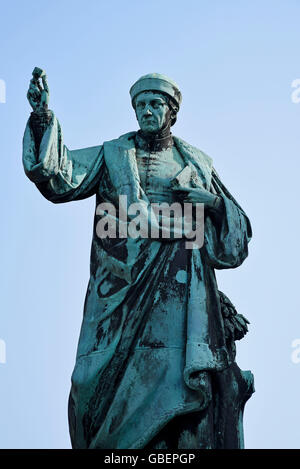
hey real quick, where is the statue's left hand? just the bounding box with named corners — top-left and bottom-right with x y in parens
top-left (27, 67), bottom-right (50, 113)
top-left (173, 187), bottom-right (219, 209)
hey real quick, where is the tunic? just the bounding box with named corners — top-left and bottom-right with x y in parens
top-left (135, 143), bottom-right (185, 203)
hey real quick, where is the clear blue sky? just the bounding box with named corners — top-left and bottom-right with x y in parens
top-left (1, 0), bottom-right (300, 448)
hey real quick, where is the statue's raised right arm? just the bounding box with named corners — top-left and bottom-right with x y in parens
top-left (23, 68), bottom-right (104, 203)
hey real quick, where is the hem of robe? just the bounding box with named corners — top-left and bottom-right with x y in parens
top-left (73, 346), bottom-right (231, 449)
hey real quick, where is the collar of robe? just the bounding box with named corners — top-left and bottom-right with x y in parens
top-left (135, 129), bottom-right (173, 152)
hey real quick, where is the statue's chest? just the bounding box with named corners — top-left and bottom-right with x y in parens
top-left (136, 146), bottom-right (185, 203)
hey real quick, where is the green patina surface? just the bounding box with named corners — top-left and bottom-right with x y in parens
top-left (23, 69), bottom-right (254, 449)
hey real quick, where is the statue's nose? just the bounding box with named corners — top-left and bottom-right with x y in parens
top-left (144, 108), bottom-right (152, 116)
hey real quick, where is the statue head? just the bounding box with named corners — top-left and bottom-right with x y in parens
top-left (130, 73), bottom-right (182, 135)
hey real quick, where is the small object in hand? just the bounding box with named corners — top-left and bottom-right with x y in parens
top-left (32, 67), bottom-right (46, 80)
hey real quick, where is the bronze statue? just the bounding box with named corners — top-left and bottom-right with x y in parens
top-left (23, 70), bottom-right (254, 449)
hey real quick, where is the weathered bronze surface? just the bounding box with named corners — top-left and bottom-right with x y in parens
top-left (23, 70), bottom-right (254, 449)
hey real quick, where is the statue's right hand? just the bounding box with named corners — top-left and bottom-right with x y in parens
top-left (27, 78), bottom-right (41, 111)
top-left (27, 68), bottom-right (50, 112)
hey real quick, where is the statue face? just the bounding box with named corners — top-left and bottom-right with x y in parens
top-left (135, 91), bottom-right (171, 134)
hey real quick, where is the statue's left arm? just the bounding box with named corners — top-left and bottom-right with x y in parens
top-left (202, 168), bottom-right (252, 269)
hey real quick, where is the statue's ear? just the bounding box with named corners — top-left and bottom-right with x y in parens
top-left (132, 101), bottom-right (138, 118)
top-left (170, 110), bottom-right (178, 126)
top-left (168, 98), bottom-right (179, 126)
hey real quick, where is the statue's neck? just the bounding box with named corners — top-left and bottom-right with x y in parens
top-left (136, 128), bottom-right (173, 152)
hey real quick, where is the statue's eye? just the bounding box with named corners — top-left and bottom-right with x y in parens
top-left (137, 102), bottom-right (145, 109)
top-left (151, 101), bottom-right (164, 109)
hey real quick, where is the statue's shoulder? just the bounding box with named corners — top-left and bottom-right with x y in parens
top-left (104, 131), bottom-right (137, 148)
top-left (173, 136), bottom-right (213, 167)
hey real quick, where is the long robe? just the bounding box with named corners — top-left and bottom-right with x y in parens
top-left (23, 115), bottom-right (252, 449)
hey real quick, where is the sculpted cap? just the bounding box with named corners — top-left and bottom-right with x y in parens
top-left (130, 73), bottom-right (182, 108)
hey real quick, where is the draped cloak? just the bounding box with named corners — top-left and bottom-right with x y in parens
top-left (22, 116), bottom-right (252, 449)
